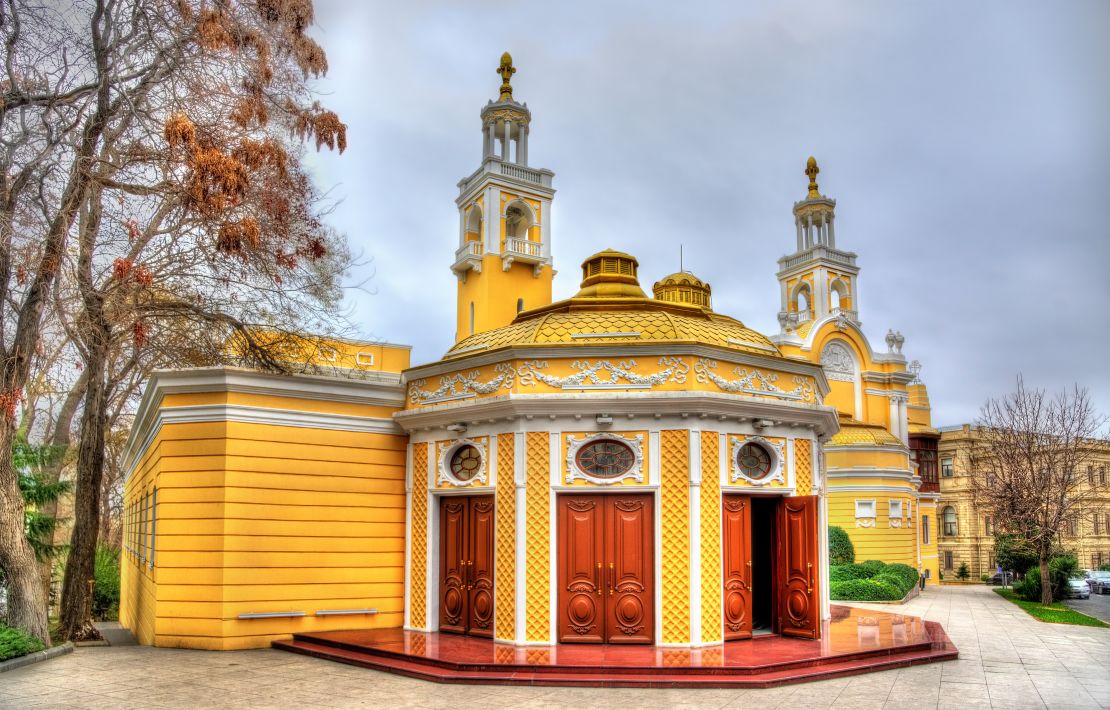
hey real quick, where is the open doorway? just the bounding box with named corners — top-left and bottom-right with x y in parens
top-left (750, 497), bottom-right (778, 636)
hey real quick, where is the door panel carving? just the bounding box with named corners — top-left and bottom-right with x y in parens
top-left (778, 495), bottom-right (820, 639)
top-left (722, 494), bottom-right (752, 640)
top-left (557, 494), bottom-right (653, 644)
top-left (439, 495), bottom-right (494, 636)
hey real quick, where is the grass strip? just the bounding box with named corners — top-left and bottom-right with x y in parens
top-left (993, 588), bottom-right (1108, 628)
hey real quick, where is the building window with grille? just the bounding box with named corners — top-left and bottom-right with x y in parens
top-left (941, 457), bottom-right (953, 478)
top-left (943, 551), bottom-right (954, 570)
top-left (1101, 466), bottom-right (1107, 486)
top-left (1089, 466), bottom-right (1096, 485)
top-left (922, 515), bottom-right (931, 544)
top-left (1065, 517), bottom-right (1078, 536)
top-left (984, 515), bottom-right (993, 536)
top-left (942, 506), bottom-right (957, 536)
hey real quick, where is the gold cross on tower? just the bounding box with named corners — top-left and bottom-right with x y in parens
top-left (497, 52), bottom-right (516, 101)
top-left (805, 156), bottom-right (821, 199)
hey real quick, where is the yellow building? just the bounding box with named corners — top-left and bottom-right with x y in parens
top-left (936, 425), bottom-right (1110, 577)
top-left (768, 158), bottom-right (941, 583)
top-left (120, 54), bottom-right (942, 652)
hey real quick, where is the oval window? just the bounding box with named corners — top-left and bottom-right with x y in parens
top-left (736, 442), bottom-right (772, 480)
top-left (576, 439), bottom-right (635, 478)
top-left (450, 445), bottom-right (482, 481)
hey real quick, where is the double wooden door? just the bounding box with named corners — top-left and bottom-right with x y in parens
top-left (439, 495), bottom-right (494, 637)
top-left (557, 494), bottom-right (654, 644)
top-left (722, 494), bottom-right (820, 641)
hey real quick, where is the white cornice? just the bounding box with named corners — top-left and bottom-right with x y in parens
top-left (122, 403), bottom-right (402, 482)
top-left (395, 391), bottom-right (840, 437)
top-left (122, 367), bottom-right (405, 482)
top-left (407, 343), bottom-right (831, 397)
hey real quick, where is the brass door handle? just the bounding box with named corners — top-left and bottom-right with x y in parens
top-left (595, 562), bottom-right (602, 596)
top-left (746, 560), bottom-right (752, 591)
top-left (609, 562), bottom-right (614, 596)
top-left (807, 562), bottom-right (813, 595)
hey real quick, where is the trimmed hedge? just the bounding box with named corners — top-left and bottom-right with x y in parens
top-left (828, 526), bottom-right (855, 565)
top-left (0, 623), bottom-right (45, 662)
top-left (829, 561), bottom-right (921, 601)
top-left (829, 578), bottom-right (903, 602)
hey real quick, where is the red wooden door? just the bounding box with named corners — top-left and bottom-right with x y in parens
top-left (605, 496), bottom-right (653, 643)
top-left (558, 496), bottom-right (606, 642)
top-left (777, 495), bottom-right (820, 639)
top-left (468, 496), bottom-right (495, 637)
top-left (439, 496), bottom-right (494, 636)
top-left (722, 494), bottom-right (752, 640)
top-left (557, 494), bottom-right (653, 644)
top-left (439, 497), bottom-right (469, 634)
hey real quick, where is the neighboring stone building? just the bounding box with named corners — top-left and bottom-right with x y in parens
top-left (937, 425), bottom-right (1110, 577)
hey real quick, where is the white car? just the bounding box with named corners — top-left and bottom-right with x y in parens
top-left (1067, 577), bottom-right (1091, 599)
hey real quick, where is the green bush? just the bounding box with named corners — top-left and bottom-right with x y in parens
top-left (882, 563), bottom-right (921, 592)
top-left (830, 578), bottom-right (903, 601)
top-left (956, 562), bottom-right (971, 580)
top-left (0, 623), bottom-right (45, 661)
top-left (828, 526), bottom-right (855, 565)
top-left (829, 563), bottom-right (875, 581)
top-left (859, 560), bottom-right (886, 576)
top-left (93, 545), bottom-right (121, 621)
top-left (1015, 554), bottom-right (1080, 602)
top-left (995, 534), bottom-right (1038, 575)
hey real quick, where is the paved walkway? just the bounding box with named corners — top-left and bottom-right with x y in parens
top-left (1, 586), bottom-right (1107, 709)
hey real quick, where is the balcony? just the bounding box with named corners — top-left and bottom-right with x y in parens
top-left (502, 237), bottom-right (546, 276)
top-left (451, 241), bottom-right (484, 276)
top-left (779, 245), bottom-right (858, 272)
top-left (458, 157), bottom-right (555, 196)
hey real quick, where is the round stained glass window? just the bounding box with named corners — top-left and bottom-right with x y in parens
top-left (450, 445), bottom-right (482, 481)
top-left (736, 442), bottom-right (772, 480)
top-left (576, 439), bottom-right (635, 478)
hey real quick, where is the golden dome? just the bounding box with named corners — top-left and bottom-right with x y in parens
top-left (575, 249), bottom-right (647, 299)
top-left (653, 271), bottom-right (711, 309)
top-left (828, 415), bottom-right (903, 447)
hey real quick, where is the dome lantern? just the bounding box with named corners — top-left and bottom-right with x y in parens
top-left (653, 271), bottom-right (712, 309)
top-left (574, 249), bottom-right (647, 299)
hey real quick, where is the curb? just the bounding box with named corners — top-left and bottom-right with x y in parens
top-left (0, 642), bottom-right (75, 674)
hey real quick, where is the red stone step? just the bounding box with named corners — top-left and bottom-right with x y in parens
top-left (284, 631), bottom-right (939, 677)
top-left (272, 635), bottom-right (957, 689)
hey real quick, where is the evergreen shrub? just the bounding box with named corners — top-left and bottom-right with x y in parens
top-left (829, 578), bottom-right (902, 602)
top-left (0, 623), bottom-right (45, 661)
top-left (93, 545), bottom-right (121, 621)
top-left (828, 526), bottom-right (855, 565)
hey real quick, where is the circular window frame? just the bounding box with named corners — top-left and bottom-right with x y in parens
top-left (575, 439), bottom-right (637, 480)
top-left (438, 439), bottom-right (487, 487)
top-left (566, 432), bottom-right (645, 485)
top-left (728, 435), bottom-right (785, 486)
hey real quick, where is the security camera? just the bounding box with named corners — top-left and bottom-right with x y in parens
top-left (753, 419), bottom-right (774, 430)
top-left (595, 414), bottom-right (613, 426)
top-left (446, 423), bottom-right (468, 434)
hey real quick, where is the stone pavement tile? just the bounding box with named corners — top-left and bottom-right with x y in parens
top-left (717, 685), bottom-right (795, 708)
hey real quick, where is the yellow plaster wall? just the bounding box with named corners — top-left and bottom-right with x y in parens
top-left (455, 256), bottom-right (553, 342)
top-left (121, 393), bottom-right (409, 650)
top-left (699, 431), bottom-right (723, 644)
top-left (827, 490), bottom-right (917, 566)
top-left (494, 433), bottom-right (516, 641)
top-left (660, 430), bottom-right (690, 644)
top-left (524, 432), bottom-right (550, 642)
top-left (121, 443), bottom-right (160, 646)
top-left (918, 500), bottom-right (940, 582)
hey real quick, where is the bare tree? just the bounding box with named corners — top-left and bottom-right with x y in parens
top-left (971, 376), bottom-right (1109, 604)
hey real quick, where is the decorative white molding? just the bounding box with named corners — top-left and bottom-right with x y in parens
top-left (694, 359), bottom-right (813, 402)
top-left (564, 432), bottom-right (645, 485)
top-left (436, 438), bottom-right (488, 487)
top-left (728, 435), bottom-right (785, 486)
top-left (516, 357), bottom-right (688, 390)
top-left (409, 363), bottom-right (516, 404)
top-left (820, 341), bottom-right (856, 383)
top-left (856, 518), bottom-right (876, 528)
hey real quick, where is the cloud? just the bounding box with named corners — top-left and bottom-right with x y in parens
top-left (306, 0), bottom-right (1110, 426)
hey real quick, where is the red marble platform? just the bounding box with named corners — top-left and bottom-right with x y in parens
top-left (272, 605), bottom-right (957, 688)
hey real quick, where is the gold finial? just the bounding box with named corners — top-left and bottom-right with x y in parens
top-left (497, 52), bottom-right (516, 101)
top-left (805, 156), bottom-right (821, 199)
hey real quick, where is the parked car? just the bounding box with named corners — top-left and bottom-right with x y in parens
top-left (1066, 577), bottom-right (1091, 599)
top-left (1086, 571), bottom-right (1110, 594)
top-left (986, 571), bottom-right (1014, 586)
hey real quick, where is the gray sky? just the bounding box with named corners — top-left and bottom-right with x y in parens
top-left (306, 0), bottom-right (1109, 427)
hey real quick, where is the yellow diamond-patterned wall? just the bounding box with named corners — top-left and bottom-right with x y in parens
top-left (410, 443), bottom-right (429, 629)
top-left (699, 431), bottom-right (722, 643)
top-left (660, 430), bottom-right (690, 644)
top-left (495, 433), bottom-right (516, 641)
top-left (525, 432), bottom-right (550, 642)
top-left (795, 439), bottom-right (813, 496)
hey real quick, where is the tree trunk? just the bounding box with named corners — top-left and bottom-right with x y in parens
top-left (0, 424), bottom-right (50, 644)
top-left (56, 343), bottom-right (108, 641)
top-left (1039, 555), bottom-right (1052, 605)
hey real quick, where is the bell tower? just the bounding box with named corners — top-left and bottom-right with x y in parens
top-left (775, 157), bottom-right (861, 337)
top-left (451, 53), bottom-right (555, 342)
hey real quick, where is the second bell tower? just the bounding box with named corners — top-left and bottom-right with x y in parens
top-left (451, 53), bottom-right (555, 342)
